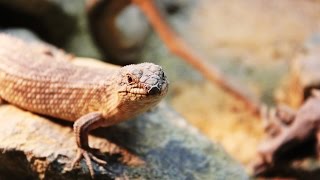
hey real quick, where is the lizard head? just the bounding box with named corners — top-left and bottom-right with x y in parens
top-left (116, 63), bottom-right (168, 108)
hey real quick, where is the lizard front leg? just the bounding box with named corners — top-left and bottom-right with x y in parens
top-left (71, 112), bottom-right (107, 177)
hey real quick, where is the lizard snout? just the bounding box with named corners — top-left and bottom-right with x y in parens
top-left (148, 86), bottom-right (161, 95)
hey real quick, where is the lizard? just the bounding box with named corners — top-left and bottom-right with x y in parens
top-left (0, 33), bottom-right (169, 177)
top-left (253, 90), bottom-right (320, 176)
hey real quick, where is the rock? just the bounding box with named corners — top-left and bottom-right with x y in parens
top-left (1, 28), bottom-right (74, 62)
top-left (0, 103), bottom-right (248, 179)
top-left (0, 0), bottom-right (101, 58)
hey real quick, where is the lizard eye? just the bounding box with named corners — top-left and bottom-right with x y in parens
top-left (127, 75), bottom-right (133, 84)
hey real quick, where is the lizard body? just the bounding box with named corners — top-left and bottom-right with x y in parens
top-left (0, 34), bottom-right (168, 177)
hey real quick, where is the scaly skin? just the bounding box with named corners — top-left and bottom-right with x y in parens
top-left (0, 34), bottom-right (169, 177)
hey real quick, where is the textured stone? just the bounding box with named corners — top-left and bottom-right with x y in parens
top-left (0, 103), bottom-right (248, 179)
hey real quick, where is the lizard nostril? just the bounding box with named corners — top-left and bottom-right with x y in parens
top-left (148, 86), bottom-right (160, 95)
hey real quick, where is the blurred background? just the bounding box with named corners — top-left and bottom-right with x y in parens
top-left (1, 0), bottom-right (320, 178)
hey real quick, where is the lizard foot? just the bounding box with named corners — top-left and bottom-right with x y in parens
top-left (71, 148), bottom-right (107, 178)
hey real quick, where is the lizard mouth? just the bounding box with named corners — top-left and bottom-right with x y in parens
top-left (119, 81), bottom-right (168, 96)
top-left (118, 85), bottom-right (148, 96)
top-left (118, 88), bottom-right (147, 96)
top-left (129, 87), bottom-right (148, 95)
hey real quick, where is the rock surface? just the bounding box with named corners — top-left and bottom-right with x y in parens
top-left (0, 0), bottom-right (101, 58)
top-left (0, 103), bottom-right (248, 179)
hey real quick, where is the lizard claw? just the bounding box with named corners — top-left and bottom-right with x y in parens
top-left (71, 148), bottom-right (107, 178)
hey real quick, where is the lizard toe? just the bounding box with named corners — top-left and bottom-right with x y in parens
top-left (71, 148), bottom-right (107, 178)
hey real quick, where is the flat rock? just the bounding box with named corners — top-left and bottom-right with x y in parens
top-left (0, 102), bottom-right (248, 179)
